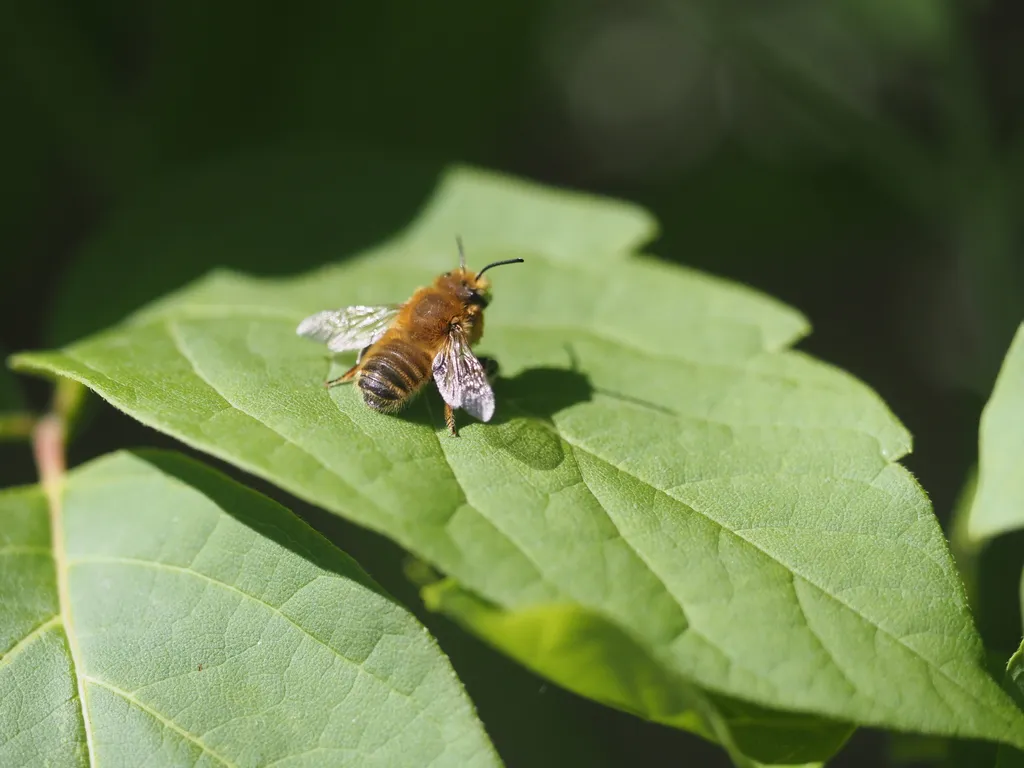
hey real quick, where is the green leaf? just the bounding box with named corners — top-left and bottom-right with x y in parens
top-left (996, 637), bottom-right (1024, 768)
top-left (11, 165), bottom-right (1024, 756)
top-left (0, 450), bottom-right (499, 767)
top-left (423, 579), bottom-right (849, 766)
top-left (401, 167), bottom-right (656, 263)
top-left (1006, 636), bottom-right (1024, 710)
top-left (830, 0), bottom-right (951, 53)
top-left (967, 323), bottom-right (1024, 541)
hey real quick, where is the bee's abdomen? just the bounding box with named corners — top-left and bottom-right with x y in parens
top-left (358, 340), bottom-right (432, 413)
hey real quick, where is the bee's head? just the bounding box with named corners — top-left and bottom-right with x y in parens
top-left (440, 237), bottom-right (524, 309)
top-left (437, 268), bottom-right (492, 308)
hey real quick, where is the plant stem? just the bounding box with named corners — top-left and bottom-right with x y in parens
top-left (31, 413), bottom-right (65, 494)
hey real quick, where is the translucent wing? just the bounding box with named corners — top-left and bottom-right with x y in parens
top-left (432, 328), bottom-right (495, 422)
top-left (296, 305), bottom-right (400, 353)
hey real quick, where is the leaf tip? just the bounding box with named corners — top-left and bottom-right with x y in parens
top-left (6, 351), bottom-right (51, 378)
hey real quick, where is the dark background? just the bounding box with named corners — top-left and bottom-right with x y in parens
top-left (3, 1), bottom-right (1024, 765)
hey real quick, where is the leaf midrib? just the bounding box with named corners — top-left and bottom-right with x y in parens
top-left (40, 468), bottom-right (96, 768)
top-left (40, 468), bottom-right (243, 767)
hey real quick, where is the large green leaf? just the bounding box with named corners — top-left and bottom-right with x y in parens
top-left (0, 450), bottom-right (499, 767)
top-left (966, 323), bottom-right (1024, 541)
top-left (11, 166), bottom-right (1024, 757)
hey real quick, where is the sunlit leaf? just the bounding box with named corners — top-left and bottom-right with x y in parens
top-left (0, 450), bottom-right (499, 767)
top-left (11, 165), bottom-right (1024, 759)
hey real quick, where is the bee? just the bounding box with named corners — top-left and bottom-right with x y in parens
top-left (296, 239), bottom-right (524, 436)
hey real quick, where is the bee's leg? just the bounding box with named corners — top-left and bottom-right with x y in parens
top-left (326, 345), bottom-right (374, 388)
top-left (325, 363), bottom-right (360, 388)
top-left (444, 402), bottom-right (458, 437)
top-left (477, 356), bottom-right (500, 384)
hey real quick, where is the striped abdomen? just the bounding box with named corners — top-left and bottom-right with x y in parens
top-left (357, 339), bottom-right (434, 413)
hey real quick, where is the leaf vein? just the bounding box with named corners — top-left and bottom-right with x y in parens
top-left (0, 615), bottom-right (61, 670)
top-left (791, 576), bottom-right (859, 696)
top-left (82, 675), bottom-right (238, 768)
top-left (561, 435), bottom-right (1021, 733)
top-left (67, 556), bottom-right (443, 723)
top-left (432, 430), bottom-right (557, 600)
top-left (0, 545), bottom-right (51, 557)
top-left (162, 320), bottom-right (391, 521)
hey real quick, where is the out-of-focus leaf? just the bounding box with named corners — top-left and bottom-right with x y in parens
top-left (830, 0), bottom-right (951, 53)
top-left (995, 636), bottom-right (1024, 768)
top-left (46, 147), bottom-right (446, 346)
top-left (0, 345), bottom-right (24, 413)
top-left (12, 165), bottom-right (1024, 759)
top-left (424, 580), bottom-right (850, 766)
top-left (0, 343), bottom-right (31, 442)
top-left (1006, 636), bottom-right (1024, 710)
top-left (0, 450), bottom-right (499, 767)
top-left (967, 323), bottom-right (1024, 540)
top-left (304, 510), bottom-right (620, 768)
top-left (142, 4), bottom-right (544, 162)
top-left (887, 733), bottom-right (948, 766)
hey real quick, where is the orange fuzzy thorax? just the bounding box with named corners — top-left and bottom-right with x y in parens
top-left (369, 268), bottom-right (488, 364)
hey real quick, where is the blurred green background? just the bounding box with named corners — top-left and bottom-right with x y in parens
top-left (3, 1), bottom-right (1024, 765)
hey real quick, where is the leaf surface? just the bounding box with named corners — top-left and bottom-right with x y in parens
top-left (11, 165), bottom-right (1024, 756)
top-left (967, 323), bottom-right (1024, 540)
top-left (0, 450), bottom-right (499, 767)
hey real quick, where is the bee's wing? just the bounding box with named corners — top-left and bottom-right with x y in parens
top-left (296, 304), bottom-right (401, 353)
top-left (432, 328), bottom-right (495, 422)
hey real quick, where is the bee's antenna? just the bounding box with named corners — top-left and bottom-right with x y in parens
top-left (476, 258), bottom-right (525, 279)
top-left (456, 236), bottom-right (466, 270)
